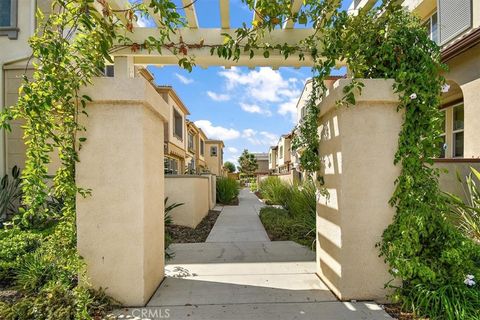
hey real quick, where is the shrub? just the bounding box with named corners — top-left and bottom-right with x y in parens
top-left (0, 220), bottom-right (116, 319)
top-left (445, 167), bottom-right (480, 243)
top-left (288, 180), bottom-right (316, 235)
top-left (164, 197), bottom-right (183, 260)
top-left (258, 178), bottom-right (317, 249)
top-left (216, 177), bottom-right (239, 204)
top-left (260, 207), bottom-right (315, 248)
top-left (249, 178), bottom-right (258, 192)
top-left (0, 166), bottom-right (22, 225)
top-left (258, 176), bottom-right (292, 207)
top-left (0, 227), bottom-right (46, 284)
top-left (403, 283), bottom-right (480, 320)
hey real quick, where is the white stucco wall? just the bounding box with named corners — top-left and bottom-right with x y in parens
top-left (165, 175), bottom-right (210, 228)
top-left (316, 79), bottom-right (401, 302)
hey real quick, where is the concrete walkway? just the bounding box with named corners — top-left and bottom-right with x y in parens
top-left (112, 189), bottom-right (392, 320)
top-left (206, 189), bottom-right (269, 242)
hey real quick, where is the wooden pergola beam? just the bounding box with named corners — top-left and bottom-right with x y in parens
top-left (348, 0), bottom-right (377, 13)
top-left (181, 0), bottom-right (199, 28)
top-left (220, 0), bottom-right (230, 29)
top-left (252, 0), bottom-right (262, 25)
top-left (283, 0), bottom-right (303, 29)
top-left (111, 27), bottom-right (342, 68)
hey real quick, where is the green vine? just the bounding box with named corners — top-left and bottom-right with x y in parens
top-left (1, 0), bottom-right (478, 319)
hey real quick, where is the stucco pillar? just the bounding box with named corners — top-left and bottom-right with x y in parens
top-left (461, 78), bottom-right (480, 158)
top-left (77, 77), bottom-right (169, 306)
top-left (114, 56), bottom-right (135, 79)
top-left (316, 79), bottom-right (401, 302)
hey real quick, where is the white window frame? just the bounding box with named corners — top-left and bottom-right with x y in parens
top-left (188, 132), bottom-right (194, 151)
top-left (451, 103), bottom-right (464, 158)
top-left (210, 146), bottom-right (218, 157)
top-left (173, 108), bottom-right (183, 141)
top-left (424, 11), bottom-right (439, 45)
top-left (0, 0), bottom-right (18, 39)
top-left (438, 109), bottom-right (447, 159)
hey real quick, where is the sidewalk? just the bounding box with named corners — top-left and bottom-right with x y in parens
top-left (206, 189), bottom-right (269, 242)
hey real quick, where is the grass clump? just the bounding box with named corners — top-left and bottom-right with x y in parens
top-left (216, 177), bottom-right (240, 205)
top-left (258, 177), bottom-right (316, 249)
top-left (260, 207), bottom-right (315, 248)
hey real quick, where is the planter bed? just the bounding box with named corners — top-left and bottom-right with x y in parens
top-left (167, 209), bottom-right (221, 243)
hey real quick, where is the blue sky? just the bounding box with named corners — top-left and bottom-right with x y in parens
top-left (140, 0), bottom-right (354, 165)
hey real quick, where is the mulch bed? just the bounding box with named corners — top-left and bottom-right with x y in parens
top-left (167, 209), bottom-right (221, 243)
top-left (383, 304), bottom-right (427, 320)
top-left (0, 282), bottom-right (22, 304)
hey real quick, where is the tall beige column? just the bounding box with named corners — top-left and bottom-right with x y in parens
top-left (462, 78), bottom-right (480, 158)
top-left (316, 79), bottom-right (402, 302)
top-left (77, 77), bottom-right (169, 306)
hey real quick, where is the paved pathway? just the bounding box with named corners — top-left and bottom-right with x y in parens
top-left (206, 189), bottom-right (269, 242)
top-left (113, 189), bottom-right (392, 320)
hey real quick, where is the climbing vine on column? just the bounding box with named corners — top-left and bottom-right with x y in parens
top-left (0, 0), bottom-right (478, 319)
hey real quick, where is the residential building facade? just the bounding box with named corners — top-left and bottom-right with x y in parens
top-left (186, 120), bottom-right (199, 174)
top-left (268, 146), bottom-right (277, 172)
top-left (252, 153), bottom-right (269, 175)
top-left (0, 0), bottom-right (54, 176)
top-left (349, 0), bottom-right (480, 161)
top-left (197, 128), bottom-right (208, 173)
top-left (156, 86), bottom-right (190, 175)
top-left (204, 140), bottom-right (225, 176)
top-left (276, 134), bottom-right (292, 174)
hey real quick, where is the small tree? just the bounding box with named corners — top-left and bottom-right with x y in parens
top-left (237, 150), bottom-right (258, 176)
top-left (223, 161), bottom-right (236, 173)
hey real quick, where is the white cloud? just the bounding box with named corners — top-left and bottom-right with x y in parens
top-left (278, 97), bottom-right (299, 123)
top-left (175, 73), bottom-right (194, 84)
top-left (242, 129), bottom-right (257, 138)
top-left (219, 67), bottom-right (301, 103)
top-left (135, 14), bottom-right (155, 28)
top-left (239, 103), bottom-right (272, 116)
top-left (260, 131), bottom-right (279, 146)
top-left (207, 91), bottom-right (231, 102)
top-left (227, 147), bottom-right (238, 153)
top-left (242, 129), bottom-right (278, 146)
top-left (194, 120), bottom-right (240, 140)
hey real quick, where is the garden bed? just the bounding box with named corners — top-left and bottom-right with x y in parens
top-left (383, 304), bottom-right (426, 320)
top-left (167, 209), bottom-right (221, 243)
top-left (259, 207), bottom-right (315, 250)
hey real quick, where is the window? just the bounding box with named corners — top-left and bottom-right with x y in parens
top-left (424, 11), bottom-right (439, 44)
top-left (0, 0), bottom-right (18, 39)
top-left (188, 132), bottom-right (194, 151)
top-left (210, 146), bottom-right (218, 157)
top-left (187, 159), bottom-right (196, 174)
top-left (452, 104), bottom-right (464, 158)
top-left (164, 157), bottom-right (179, 175)
top-left (200, 139), bottom-right (205, 156)
top-left (279, 146), bottom-right (283, 159)
top-left (104, 65), bottom-right (114, 77)
top-left (438, 110), bottom-right (446, 158)
top-left (300, 106), bottom-right (306, 119)
top-left (173, 108), bottom-right (183, 140)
